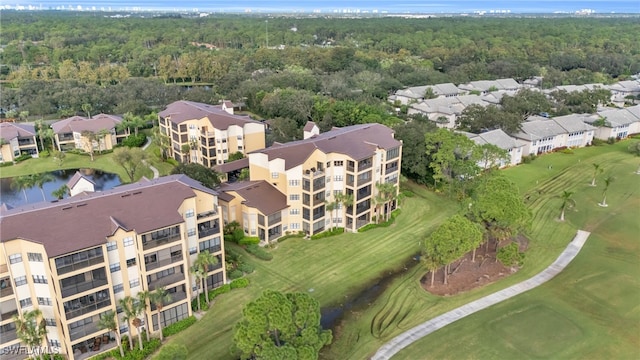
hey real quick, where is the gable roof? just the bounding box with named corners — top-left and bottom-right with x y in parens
top-left (470, 129), bottom-right (526, 150)
top-left (0, 122), bottom-right (36, 142)
top-left (513, 119), bottom-right (567, 141)
top-left (595, 106), bottom-right (640, 127)
top-left (67, 171), bottom-right (97, 188)
top-left (158, 100), bottom-right (263, 130)
top-left (552, 114), bottom-right (598, 133)
top-left (219, 180), bottom-right (288, 216)
top-left (253, 123), bottom-right (401, 170)
top-left (0, 175), bottom-right (217, 258)
top-left (51, 114), bottom-right (122, 134)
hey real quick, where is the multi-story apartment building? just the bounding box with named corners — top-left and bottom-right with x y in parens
top-left (158, 101), bottom-right (265, 167)
top-left (51, 114), bottom-right (129, 152)
top-left (219, 123), bottom-right (402, 239)
top-left (0, 175), bottom-right (225, 360)
top-left (0, 122), bottom-right (39, 163)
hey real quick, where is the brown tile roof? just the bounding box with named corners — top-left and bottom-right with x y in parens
top-left (51, 114), bottom-right (122, 134)
top-left (254, 123), bottom-right (401, 170)
top-left (0, 175), bottom-right (218, 258)
top-left (219, 180), bottom-right (288, 216)
top-left (158, 101), bottom-right (263, 130)
top-left (66, 171), bottom-right (97, 189)
top-left (213, 157), bottom-right (249, 173)
top-left (0, 122), bottom-right (36, 142)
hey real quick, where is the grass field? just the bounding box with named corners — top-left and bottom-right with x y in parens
top-left (394, 140), bottom-right (640, 359)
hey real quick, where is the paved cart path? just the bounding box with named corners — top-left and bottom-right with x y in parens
top-left (371, 230), bottom-right (590, 360)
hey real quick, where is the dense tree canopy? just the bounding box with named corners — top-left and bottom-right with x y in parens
top-left (233, 290), bottom-right (332, 360)
top-left (171, 163), bottom-right (221, 189)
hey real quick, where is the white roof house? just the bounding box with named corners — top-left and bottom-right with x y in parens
top-left (588, 105), bottom-right (640, 139)
top-left (466, 129), bottom-right (527, 167)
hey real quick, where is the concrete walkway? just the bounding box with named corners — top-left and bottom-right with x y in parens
top-left (141, 136), bottom-right (159, 179)
top-left (371, 230), bottom-right (591, 360)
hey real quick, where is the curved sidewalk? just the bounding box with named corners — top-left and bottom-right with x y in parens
top-left (371, 230), bottom-right (590, 360)
top-left (141, 136), bottom-right (159, 179)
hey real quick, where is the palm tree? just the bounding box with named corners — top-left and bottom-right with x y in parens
top-left (194, 251), bottom-right (219, 305)
top-left (81, 131), bottom-right (97, 161)
top-left (151, 126), bottom-right (171, 160)
top-left (98, 310), bottom-right (125, 357)
top-left (52, 184), bottom-right (68, 200)
top-left (181, 144), bottom-right (191, 164)
top-left (13, 309), bottom-right (48, 360)
top-left (599, 175), bottom-right (614, 207)
top-left (96, 128), bottom-right (111, 153)
top-left (11, 175), bottom-right (34, 202)
top-left (190, 265), bottom-right (205, 312)
top-left (119, 296), bottom-right (139, 351)
top-left (38, 316), bottom-right (54, 360)
top-left (336, 192), bottom-right (354, 230)
top-left (558, 190), bottom-right (576, 221)
top-left (148, 287), bottom-right (172, 342)
top-left (33, 173), bottom-right (55, 201)
top-left (375, 182), bottom-right (397, 222)
top-left (81, 103), bottom-right (93, 119)
top-left (325, 201), bottom-right (337, 230)
top-left (35, 119), bottom-right (47, 151)
top-left (123, 112), bottom-right (146, 136)
top-left (591, 163), bottom-right (603, 186)
top-left (136, 291), bottom-right (151, 342)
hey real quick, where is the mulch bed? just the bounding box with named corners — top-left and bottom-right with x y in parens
top-left (421, 236), bottom-right (529, 296)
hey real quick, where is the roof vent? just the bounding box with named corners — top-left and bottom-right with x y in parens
top-left (132, 191), bottom-right (142, 195)
top-left (76, 203), bottom-right (87, 208)
top-left (62, 206), bottom-right (73, 210)
top-left (121, 194), bottom-right (131, 198)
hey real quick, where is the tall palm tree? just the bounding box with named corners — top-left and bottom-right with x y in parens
top-left (13, 309), bottom-right (47, 360)
top-left (136, 291), bottom-right (151, 342)
top-left (38, 316), bottom-right (54, 360)
top-left (591, 163), bottom-right (603, 186)
top-left (96, 129), bottom-right (111, 153)
top-left (190, 265), bottom-right (205, 312)
top-left (81, 131), bottom-right (97, 161)
top-left (35, 119), bottom-right (46, 151)
top-left (599, 175), bottom-right (614, 207)
top-left (11, 175), bottom-right (34, 202)
top-left (336, 192), bottom-right (354, 230)
top-left (33, 173), bottom-right (55, 201)
top-left (118, 296), bottom-right (139, 351)
top-left (148, 287), bottom-right (172, 342)
top-left (325, 201), bottom-right (337, 231)
top-left (194, 251), bottom-right (219, 305)
top-left (98, 311), bottom-right (125, 357)
top-left (558, 190), bottom-right (576, 221)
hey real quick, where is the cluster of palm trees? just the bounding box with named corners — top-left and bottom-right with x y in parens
top-left (10, 173), bottom-right (68, 202)
top-left (96, 287), bottom-right (173, 357)
top-left (558, 163), bottom-right (615, 220)
top-left (12, 309), bottom-right (55, 360)
top-left (325, 192), bottom-right (353, 231)
top-left (189, 251), bottom-right (219, 312)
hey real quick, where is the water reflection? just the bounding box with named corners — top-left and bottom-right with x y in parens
top-left (0, 169), bottom-right (121, 208)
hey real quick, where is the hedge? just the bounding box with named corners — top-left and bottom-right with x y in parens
top-left (358, 209), bottom-right (401, 232)
top-left (230, 278), bottom-right (250, 289)
top-left (245, 244), bottom-right (273, 261)
top-left (238, 236), bottom-right (260, 245)
top-left (277, 232), bottom-right (305, 243)
top-left (228, 269), bottom-right (244, 280)
top-left (89, 337), bottom-right (161, 360)
top-left (310, 227), bottom-right (344, 240)
top-left (162, 316), bottom-right (197, 337)
top-left (237, 262), bottom-right (255, 274)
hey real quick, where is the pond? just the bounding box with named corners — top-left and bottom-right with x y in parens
top-left (0, 169), bottom-right (121, 208)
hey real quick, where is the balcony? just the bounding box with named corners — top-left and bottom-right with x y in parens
top-left (0, 328), bottom-right (17, 343)
top-left (17, 138), bottom-right (35, 146)
top-left (58, 133), bottom-right (74, 142)
top-left (61, 278), bottom-right (108, 298)
top-left (148, 272), bottom-right (184, 291)
top-left (0, 264), bottom-right (8, 274)
top-left (56, 255), bottom-right (104, 276)
top-left (64, 290), bottom-right (111, 320)
top-left (145, 254), bottom-right (183, 272)
top-left (69, 321), bottom-right (100, 341)
top-left (0, 278), bottom-right (13, 298)
top-left (385, 165), bottom-right (399, 175)
top-left (152, 289), bottom-right (187, 310)
top-left (198, 220), bottom-right (220, 239)
top-left (1, 308), bottom-right (18, 321)
top-left (197, 210), bottom-right (217, 220)
top-left (142, 226), bottom-right (182, 251)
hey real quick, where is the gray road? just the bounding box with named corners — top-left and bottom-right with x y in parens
top-left (371, 230), bottom-right (591, 360)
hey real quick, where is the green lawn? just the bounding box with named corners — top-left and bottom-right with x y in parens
top-left (160, 183), bottom-right (461, 360)
top-left (394, 140), bottom-right (640, 359)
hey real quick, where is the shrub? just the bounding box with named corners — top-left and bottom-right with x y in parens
top-left (14, 153), bottom-right (32, 162)
top-left (239, 236), bottom-right (260, 245)
top-left (561, 148), bottom-right (574, 154)
top-left (607, 137), bottom-right (616, 144)
top-left (310, 227), bottom-right (344, 240)
top-left (277, 232), bottom-right (304, 243)
top-left (237, 262), bottom-right (255, 274)
top-left (155, 344), bottom-right (188, 360)
top-left (401, 190), bottom-right (415, 197)
top-left (245, 244), bottom-right (273, 261)
top-left (358, 209), bottom-right (401, 232)
top-left (39, 150), bottom-right (50, 157)
top-left (228, 269), bottom-right (244, 279)
top-left (210, 284), bottom-right (231, 298)
top-left (497, 242), bottom-right (525, 267)
top-left (591, 138), bottom-right (606, 146)
top-left (0, 162), bottom-right (14, 167)
top-left (122, 133), bottom-right (147, 147)
top-left (522, 153), bottom-right (537, 163)
top-left (231, 278), bottom-right (250, 289)
top-left (166, 158), bottom-right (179, 166)
top-left (162, 316), bottom-right (197, 337)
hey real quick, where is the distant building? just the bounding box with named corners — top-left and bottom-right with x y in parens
top-left (0, 123), bottom-right (39, 163)
top-left (51, 114), bottom-right (127, 153)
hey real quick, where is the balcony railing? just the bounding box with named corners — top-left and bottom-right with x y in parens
top-left (1, 308), bottom-right (18, 321)
top-left (198, 221), bottom-right (220, 239)
top-left (0, 280), bottom-right (13, 298)
top-left (65, 298), bottom-right (111, 320)
top-left (385, 165), bottom-right (398, 175)
top-left (152, 291), bottom-right (187, 310)
top-left (61, 279), bottom-right (108, 298)
top-left (142, 233), bottom-right (181, 251)
top-left (58, 134), bottom-right (74, 141)
top-left (0, 264), bottom-right (7, 274)
top-left (18, 138), bottom-right (35, 146)
top-left (57, 257), bottom-right (104, 276)
top-left (148, 273), bottom-right (184, 291)
top-left (69, 321), bottom-right (100, 341)
top-left (0, 328), bottom-right (17, 343)
top-left (197, 210), bottom-right (217, 219)
top-left (145, 255), bottom-right (183, 272)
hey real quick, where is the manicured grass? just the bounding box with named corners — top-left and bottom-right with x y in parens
top-left (161, 183), bottom-right (461, 360)
top-left (394, 140), bottom-right (640, 359)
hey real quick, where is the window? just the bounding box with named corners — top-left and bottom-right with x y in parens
top-left (187, 228), bottom-right (196, 237)
top-left (326, 161), bottom-right (331, 168)
top-left (290, 208), bottom-right (300, 215)
top-left (334, 190), bottom-right (343, 196)
top-left (27, 253), bottom-right (43, 262)
top-left (116, 306), bottom-right (123, 314)
top-left (119, 325), bottom-right (128, 334)
top-left (290, 223), bottom-right (300, 230)
top-left (14, 276), bottom-right (27, 286)
top-left (237, 135), bottom-right (243, 140)
top-left (113, 284), bottom-right (124, 294)
top-left (45, 319), bottom-right (56, 326)
top-left (289, 194), bottom-right (300, 201)
top-left (386, 147), bottom-right (400, 160)
top-left (37, 297), bottom-right (52, 306)
top-left (106, 241), bottom-right (117, 251)
top-left (334, 175), bottom-right (343, 182)
top-left (334, 160), bottom-right (344, 166)
top-left (19, 298), bottom-right (32, 308)
top-left (33, 275), bottom-right (48, 284)
top-left (9, 254), bottom-right (22, 264)
top-left (123, 237), bottom-right (134, 247)
top-left (189, 247), bottom-right (197, 255)
top-left (271, 172), bottom-right (279, 179)
top-left (289, 179), bottom-right (300, 186)
top-left (129, 279), bottom-right (140, 288)
top-left (126, 258), bottom-right (136, 267)
top-left (326, 176), bottom-right (331, 183)
top-left (185, 209), bottom-right (194, 218)
top-left (110, 263), bottom-right (121, 273)
top-left (49, 340), bottom-right (61, 348)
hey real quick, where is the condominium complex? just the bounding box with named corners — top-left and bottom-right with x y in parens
top-left (0, 175), bottom-right (225, 360)
top-left (217, 122), bottom-right (403, 239)
top-left (51, 114), bottom-right (129, 152)
top-left (0, 122), bottom-right (39, 163)
top-left (158, 101), bottom-right (266, 167)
